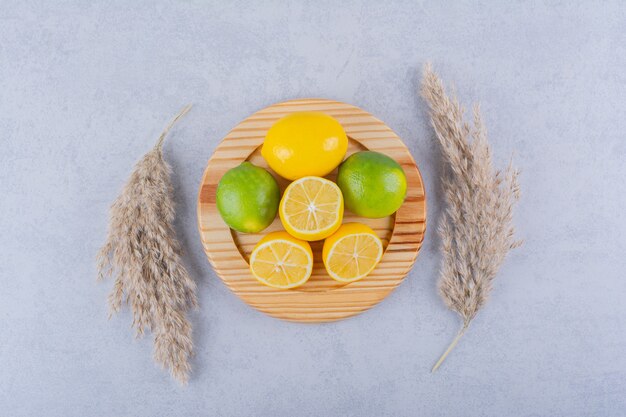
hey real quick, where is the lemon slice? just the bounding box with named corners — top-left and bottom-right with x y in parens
top-left (322, 223), bottom-right (383, 283)
top-left (279, 176), bottom-right (343, 241)
top-left (250, 231), bottom-right (313, 289)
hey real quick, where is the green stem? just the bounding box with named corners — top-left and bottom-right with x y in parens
top-left (155, 104), bottom-right (193, 149)
top-left (431, 324), bottom-right (468, 373)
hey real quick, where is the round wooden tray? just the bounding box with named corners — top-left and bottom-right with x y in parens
top-left (198, 98), bottom-right (426, 322)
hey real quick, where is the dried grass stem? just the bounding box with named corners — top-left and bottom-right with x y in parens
top-left (98, 105), bottom-right (197, 384)
top-left (421, 64), bottom-right (520, 371)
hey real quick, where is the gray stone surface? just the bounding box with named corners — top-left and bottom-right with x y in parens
top-left (1, 1), bottom-right (625, 416)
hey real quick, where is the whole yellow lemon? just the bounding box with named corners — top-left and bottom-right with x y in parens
top-left (261, 112), bottom-right (348, 180)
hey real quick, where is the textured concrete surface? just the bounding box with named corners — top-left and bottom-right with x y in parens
top-left (1, 1), bottom-right (626, 416)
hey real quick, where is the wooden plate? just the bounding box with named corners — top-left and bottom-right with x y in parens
top-left (198, 98), bottom-right (426, 322)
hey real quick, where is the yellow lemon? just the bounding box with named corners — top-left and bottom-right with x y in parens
top-left (249, 231), bottom-right (313, 289)
top-left (279, 176), bottom-right (343, 241)
top-left (322, 223), bottom-right (383, 283)
top-left (262, 112), bottom-right (348, 180)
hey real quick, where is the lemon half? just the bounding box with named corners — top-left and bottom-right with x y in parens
top-left (249, 231), bottom-right (313, 289)
top-left (322, 223), bottom-right (383, 283)
top-left (279, 176), bottom-right (343, 241)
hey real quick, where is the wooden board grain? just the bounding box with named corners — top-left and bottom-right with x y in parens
top-left (198, 98), bottom-right (426, 322)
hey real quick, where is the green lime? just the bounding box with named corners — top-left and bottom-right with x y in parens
top-left (336, 151), bottom-right (407, 218)
top-left (216, 162), bottom-right (280, 233)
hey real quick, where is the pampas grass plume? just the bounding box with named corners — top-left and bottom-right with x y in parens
top-left (421, 65), bottom-right (521, 372)
top-left (97, 105), bottom-right (197, 384)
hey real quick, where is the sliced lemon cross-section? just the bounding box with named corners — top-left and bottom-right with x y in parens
top-left (279, 176), bottom-right (344, 241)
top-left (250, 231), bottom-right (313, 289)
top-left (322, 223), bottom-right (383, 283)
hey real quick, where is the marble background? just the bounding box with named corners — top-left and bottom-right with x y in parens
top-left (1, 1), bottom-right (625, 416)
